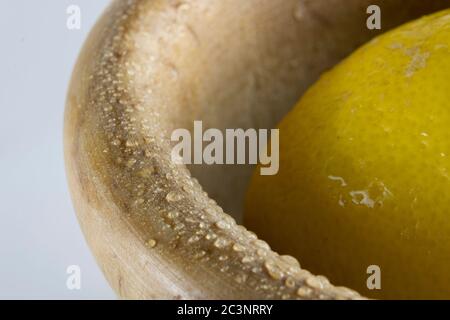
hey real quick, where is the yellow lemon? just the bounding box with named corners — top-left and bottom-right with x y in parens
top-left (244, 10), bottom-right (450, 299)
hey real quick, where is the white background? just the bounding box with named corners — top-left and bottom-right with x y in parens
top-left (0, 0), bottom-right (115, 299)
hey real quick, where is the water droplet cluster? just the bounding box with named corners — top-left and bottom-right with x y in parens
top-left (73, 0), bottom-right (362, 300)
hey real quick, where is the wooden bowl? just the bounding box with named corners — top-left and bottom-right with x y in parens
top-left (65, 0), bottom-right (448, 299)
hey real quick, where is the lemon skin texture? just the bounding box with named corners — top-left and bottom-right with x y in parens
top-left (244, 10), bottom-right (450, 299)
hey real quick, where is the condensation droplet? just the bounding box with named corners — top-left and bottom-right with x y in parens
top-left (296, 269), bottom-right (313, 282)
top-left (194, 250), bottom-right (207, 259)
top-left (215, 220), bottom-right (230, 230)
top-left (175, 222), bottom-right (186, 231)
top-left (205, 233), bottom-right (217, 241)
top-left (182, 185), bottom-right (193, 193)
top-left (235, 274), bottom-right (248, 284)
top-left (297, 286), bottom-right (313, 298)
top-left (126, 158), bottom-right (137, 168)
top-left (220, 266), bottom-right (229, 273)
top-left (264, 260), bottom-right (284, 280)
top-left (285, 277), bottom-right (296, 288)
top-left (232, 243), bottom-right (245, 252)
top-left (213, 237), bottom-right (229, 248)
top-left (252, 239), bottom-right (271, 250)
top-left (126, 139), bottom-right (138, 148)
top-left (144, 150), bottom-right (153, 158)
top-left (166, 191), bottom-right (183, 202)
top-left (146, 239), bottom-right (157, 248)
top-left (203, 207), bottom-right (216, 215)
top-left (316, 275), bottom-right (330, 287)
top-left (185, 217), bottom-right (196, 224)
top-left (218, 255), bottom-right (228, 261)
top-left (241, 256), bottom-right (254, 264)
top-left (257, 248), bottom-right (268, 257)
top-left (139, 166), bottom-right (155, 177)
top-left (306, 276), bottom-right (325, 290)
top-left (166, 210), bottom-right (179, 219)
top-left (246, 230), bottom-right (258, 240)
top-left (251, 266), bottom-right (261, 273)
top-left (334, 286), bottom-right (359, 299)
top-left (280, 255), bottom-right (301, 269)
top-left (188, 235), bottom-right (201, 243)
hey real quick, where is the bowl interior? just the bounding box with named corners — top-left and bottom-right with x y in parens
top-left (137, 0), bottom-right (449, 222)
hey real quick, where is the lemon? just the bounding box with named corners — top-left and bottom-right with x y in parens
top-left (244, 10), bottom-right (450, 299)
